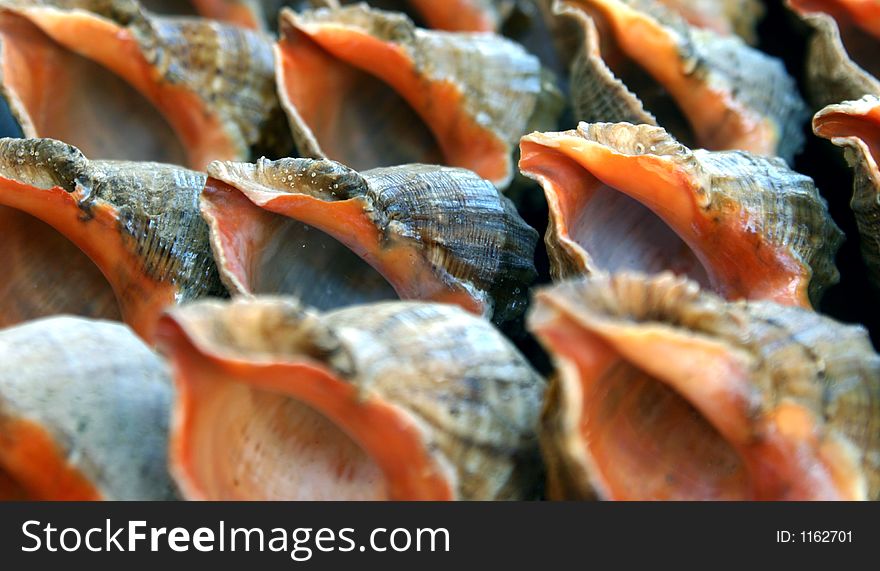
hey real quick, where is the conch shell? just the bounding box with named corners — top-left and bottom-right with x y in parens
top-left (519, 122), bottom-right (843, 308)
top-left (814, 95), bottom-right (880, 287)
top-left (156, 296), bottom-right (546, 500)
top-left (202, 157), bottom-right (538, 324)
top-left (0, 137), bottom-right (226, 341)
top-left (0, 317), bottom-right (176, 500)
top-left (560, 0), bottom-right (807, 162)
top-left (0, 0), bottom-right (291, 169)
top-left (275, 3), bottom-right (562, 187)
top-left (530, 272), bottom-right (880, 500)
top-left (787, 0), bottom-right (880, 108)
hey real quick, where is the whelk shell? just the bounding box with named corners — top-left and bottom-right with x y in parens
top-left (0, 137), bottom-right (225, 341)
top-left (787, 0), bottom-right (880, 108)
top-left (0, 0), bottom-right (291, 169)
top-left (156, 297), bottom-right (546, 500)
top-left (202, 157), bottom-right (538, 325)
top-left (519, 122), bottom-right (843, 307)
top-left (529, 272), bottom-right (880, 500)
top-left (560, 0), bottom-right (807, 162)
top-left (814, 95), bottom-right (880, 287)
top-left (0, 317), bottom-right (176, 500)
top-left (275, 3), bottom-right (562, 188)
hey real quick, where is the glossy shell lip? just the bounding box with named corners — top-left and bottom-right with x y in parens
top-left (519, 123), bottom-right (842, 308)
top-left (529, 273), bottom-right (879, 501)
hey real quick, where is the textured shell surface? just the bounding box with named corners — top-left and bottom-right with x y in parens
top-left (0, 316), bottom-right (177, 500)
top-left (157, 296), bottom-right (546, 500)
top-left (787, 0), bottom-right (880, 109)
top-left (276, 3), bottom-right (562, 188)
top-left (560, 0), bottom-right (808, 162)
top-left (204, 157), bottom-right (538, 324)
top-left (814, 95), bottom-right (880, 287)
top-left (0, 137), bottom-right (226, 340)
top-left (0, 0), bottom-right (292, 168)
top-left (529, 272), bottom-right (880, 500)
top-left (519, 122), bottom-right (843, 307)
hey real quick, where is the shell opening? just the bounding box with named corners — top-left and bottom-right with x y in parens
top-left (580, 358), bottom-right (750, 500)
top-left (0, 206), bottom-right (121, 329)
top-left (524, 144), bottom-right (712, 286)
top-left (569, 182), bottom-right (711, 285)
top-left (0, 12), bottom-right (187, 164)
top-left (176, 375), bottom-right (389, 500)
top-left (278, 25), bottom-right (444, 171)
top-left (253, 218), bottom-right (399, 310)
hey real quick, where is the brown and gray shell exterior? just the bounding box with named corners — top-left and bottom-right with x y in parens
top-left (786, 1), bottom-right (880, 109)
top-left (560, 0), bottom-right (807, 163)
top-left (208, 157), bottom-right (539, 324)
top-left (814, 96), bottom-right (880, 287)
top-left (279, 4), bottom-right (562, 188)
top-left (0, 137), bottom-right (227, 304)
top-left (0, 0), bottom-right (292, 163)
top-left (530, 272), bottom-right (880, 500)
top-left (166, 296), bottom-right (547, 500)
top-left (521, 123), bottom-right (843, 305)
top-left (0, 316), bottom-right (177, 500)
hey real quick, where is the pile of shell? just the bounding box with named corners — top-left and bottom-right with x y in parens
top-left (0, 0), bottom-right (877, 501)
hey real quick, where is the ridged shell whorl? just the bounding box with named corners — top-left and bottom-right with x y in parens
top-left (529, 272), bottom-right (880, 500)
top-left (157, 296), bottom-right (546, 500)
top-left (203, 157), bottom-right (538, 325)
top-left (519, 122), bottom-right (843, 307)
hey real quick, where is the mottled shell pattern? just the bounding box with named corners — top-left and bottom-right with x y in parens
top-left (0, 0), bottom-right (292, 168)
top-left (814, 95), bottom-right (880, 287)
top-left (202, 156), bottom-right (538, 324)
top-left (0, 137), bottom-right (225, 340)
top-left (529, 272), bottom-right (880, 500)
top-left (559, 0), bottom-right (808, 162)
top-left (157, 296), bottom-right (546, 500)
top-left (276, 3), bottom-right (562, 187)
top-left (519, 122), bottom-right (843, 307)
top-left (0, 317), bottom-right (176, 500)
